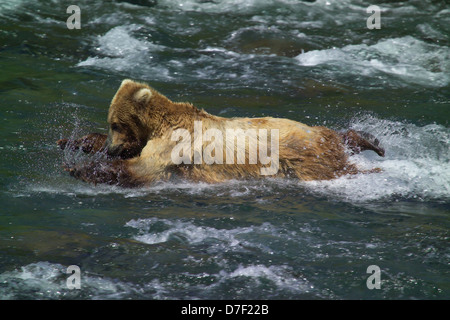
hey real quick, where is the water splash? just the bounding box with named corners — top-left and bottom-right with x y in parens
top-left (304, 115), bottom-right (450, 202)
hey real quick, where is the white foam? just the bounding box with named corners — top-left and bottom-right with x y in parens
top-left (126, 217), bottom-right (275, 250)
top-left (303, 115), bottom-right (450, 202)
top-left (295, 36), bottom-right (450, 87)
top-left (158, 0), bottom-right (276, 13)
top-left (25, 183), bottom-right (128, 197)
top-left (217, 264), bottom-right (314, 293)
top-left (77, 25), bottom-right (170, 77)
top-left (0, 262), bottom-right (139, 299)
top-left (0, 259), bottom-right (317, 299)
top-left (97, 25), bottom-right (158, 57)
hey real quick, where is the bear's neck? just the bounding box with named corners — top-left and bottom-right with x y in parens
top-left (147, 100), bottom-right (222, 139)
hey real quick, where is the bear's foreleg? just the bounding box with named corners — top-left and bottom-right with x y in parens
top-left (341, 130), bottom-right (385, 157)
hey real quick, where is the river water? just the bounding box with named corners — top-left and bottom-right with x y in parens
top-left (0, 0), bottom-right (449, 299)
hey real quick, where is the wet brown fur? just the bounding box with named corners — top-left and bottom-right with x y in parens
top-left (58, 79), bottom-right (384, 187)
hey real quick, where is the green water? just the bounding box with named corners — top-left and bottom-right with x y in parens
top-left (0, 0), bottom-right (449, 300)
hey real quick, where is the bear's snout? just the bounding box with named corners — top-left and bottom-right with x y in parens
top-left (106, 141), bottom-right (141, 160)
top-left (106, 143), bottom-right (123, 158)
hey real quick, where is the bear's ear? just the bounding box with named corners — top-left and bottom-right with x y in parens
top-left (133, 88), bottom-right (153, 105)
top-left (121, 79), bottom-right (135, 86)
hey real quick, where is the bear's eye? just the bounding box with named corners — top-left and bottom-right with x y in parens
top-left (111, 123), bottom-right (121, 132)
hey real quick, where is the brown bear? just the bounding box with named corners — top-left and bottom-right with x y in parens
top-left (57, 79), bottom-right (385, 187)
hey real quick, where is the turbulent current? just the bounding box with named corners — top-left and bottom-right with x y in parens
top-left (0, 0), bottom-right (448, 300)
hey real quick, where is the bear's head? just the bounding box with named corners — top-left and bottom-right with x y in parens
top-left (106, 79), bottom-right (202, 159)
top-left (106, 79), bottom-right (160, 159)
